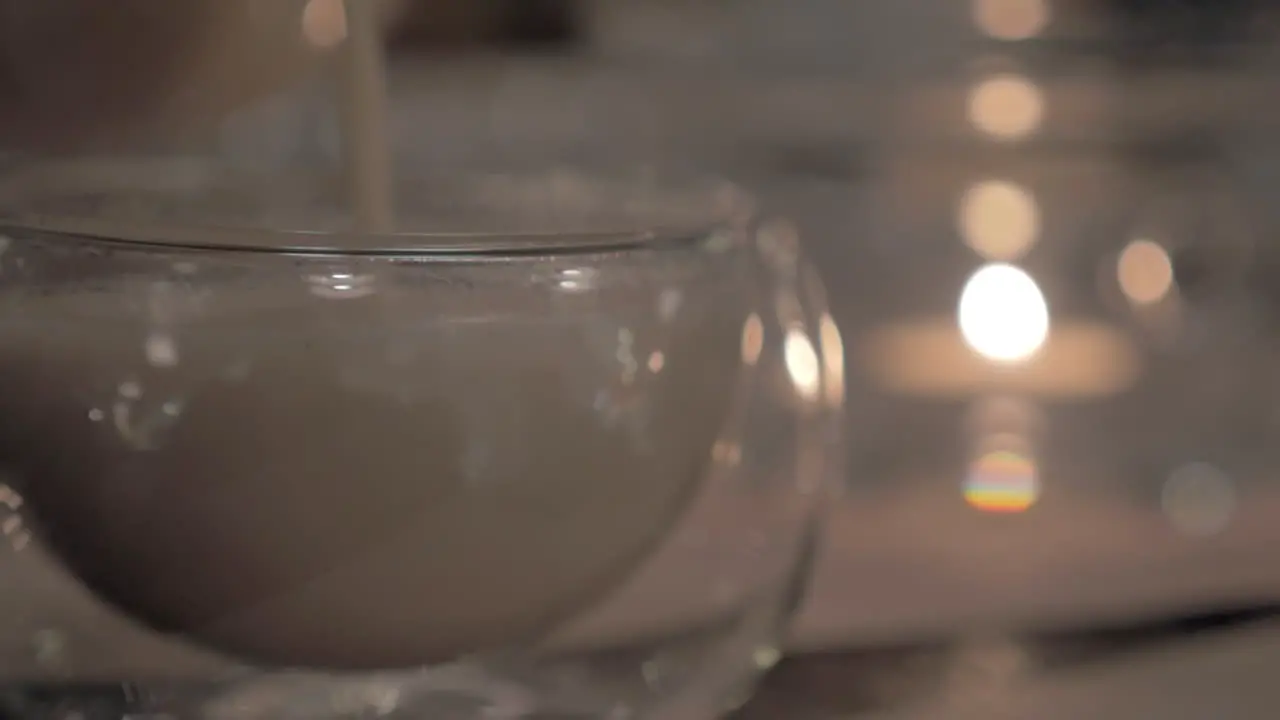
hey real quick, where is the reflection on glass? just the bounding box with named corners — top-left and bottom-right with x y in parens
top-left (0, 485), bottom-right (28, 551)
top-left (959, 181), bottom-right (1040, 260)
top-left (309, 271), bottom-right (377, 299)
top-left (303, 0), bottom-right (349, 49)
top-left (1118, 238), bottom-right (1175, 306)
top-left (556, 267), bottom-right (597, 293)
top-left (819, 313), bottom-right (845, 409)
top-left (965, 446), bottom-right (1040, 513)
top-left (1163, 463), bottom-right (1236, 537)
top-left (968, 74), bottom-right (1044, 141)
top-left (973, 0), bottom-right (1050, 40)
top-left (958, 263), bottom-right (1050, 363)
top-left (784, 328), bottom-right (821, 402)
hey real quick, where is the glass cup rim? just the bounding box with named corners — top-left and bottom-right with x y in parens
top-left (0, 163), bottom-right (754, 259)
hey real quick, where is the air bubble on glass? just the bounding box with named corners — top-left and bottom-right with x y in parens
top-left (31, 629), bottom-right (65, 667)
top-left (0, 485), bottom-right (27, 552)
top-left (224, 359), bottom-right (254, 383)
top-left (657, 289), bottom-right (683, 322)
top-left (616, 328), bottom-right (639, 383)
top-left (712, 440), bottom-right (743, 468)
top-left (112, 381), bottom-right (185, 451)
top-left (752, 645), bottom-right (782, 671)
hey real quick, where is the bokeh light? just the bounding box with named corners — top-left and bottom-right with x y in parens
top-left (968, 74), bottom-right (1044, 141)
top-left (958, 263), bottom-right (1050, 363)
top-left (959, 181), bottom-right (1040, 260)
top-left (965, 448), bottom-right (1040, 513)
top-left (973, 0), bottom-right (1050, 40)
top-left (1118, 239), bottom-right (1175, 305)
top-left (302, 0), bottom-right (348, 49)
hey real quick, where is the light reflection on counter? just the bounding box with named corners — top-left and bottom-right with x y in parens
top-left (860, 320), bottom-right (1141, 399)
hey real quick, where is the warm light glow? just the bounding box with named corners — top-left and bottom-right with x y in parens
top-left (784, 329), bottom-right (821, 402)
top-left (968, 74), bottom-right (1044, 140)
top-left (973, 0), bottom-right (1050, 40)
top-left (965, 449), bottom-right (1040, 513)
top-left (742, 313), bottom-right (764, 366)
top-left (1118, 239), bottom-right (1174, 305)
top-left (958, 263), bottom-right (1050, 363)
top-left (647, 351), bottom-right (665, 373)
top-left (960, 181), bottom-right (1040, 260)
top-left (819, 313), bottom-right (845, 409)
top-left (860, 320), bottom-right (1142, 399)
top-left (303, 0), bottom-right (348, 49)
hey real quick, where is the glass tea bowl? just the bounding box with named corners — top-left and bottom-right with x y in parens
top-left (0, 167), bottom-right (842, 720)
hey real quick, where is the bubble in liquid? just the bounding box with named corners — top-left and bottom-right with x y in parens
top-left (111, 381), bottom-right (185, 451)
top-left (145, 333), bottom-right (180, 368)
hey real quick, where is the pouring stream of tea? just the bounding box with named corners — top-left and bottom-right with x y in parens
top-left (338, 0), bottom-right (395, 232)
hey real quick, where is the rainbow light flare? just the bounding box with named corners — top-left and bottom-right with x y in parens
top-left (964, 450), bottom-right (1039, 513)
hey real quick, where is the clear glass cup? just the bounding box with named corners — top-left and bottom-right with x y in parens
top-left (0, 3), bottom-right (843, 718)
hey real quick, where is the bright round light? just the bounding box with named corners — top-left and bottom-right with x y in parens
top-left (958, 264), bottom-right (1050, 363)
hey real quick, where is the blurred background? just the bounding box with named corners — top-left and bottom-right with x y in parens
top-left (353, 1), bottom-right (1280, 715)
